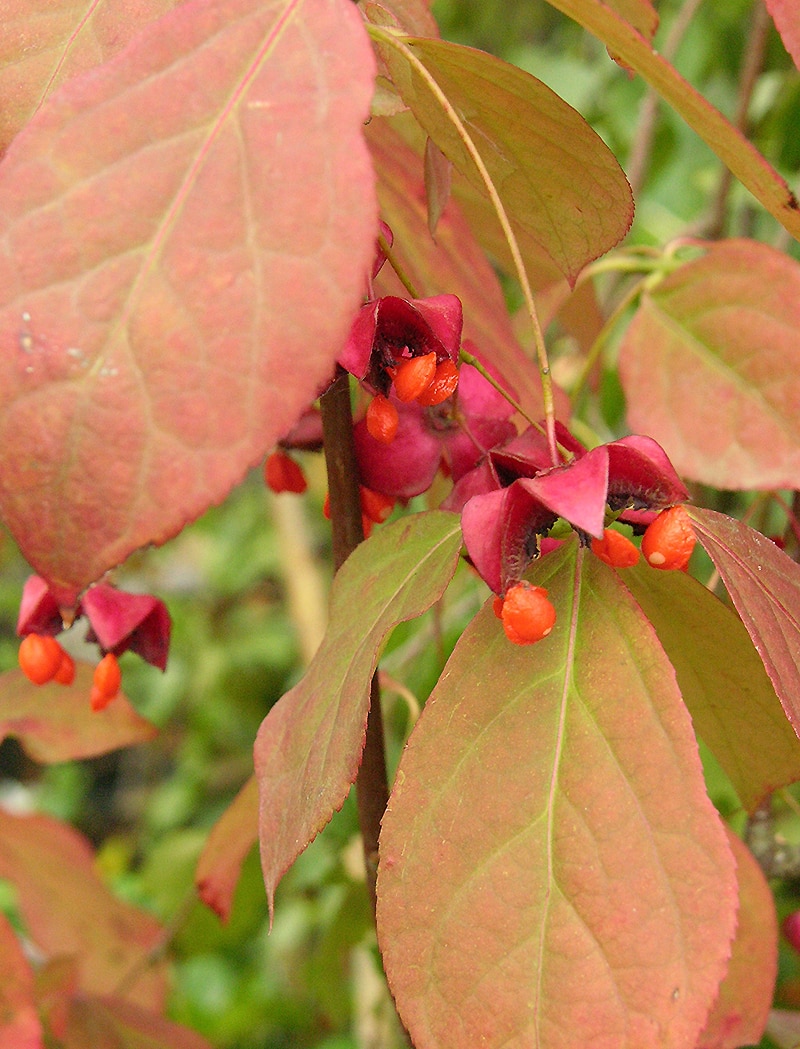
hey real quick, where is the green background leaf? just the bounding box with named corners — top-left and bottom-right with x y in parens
top-left (621, 559), bottom-right (800, 812)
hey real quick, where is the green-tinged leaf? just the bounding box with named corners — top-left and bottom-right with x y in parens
top-left (366, 116), bottom-right (567, 418)
top-left (619, 241), bottom-right (800, 490)
top-left (0, 913), bottom-right (41, 1049)
top-left (62, 995), bottom-right (213, 1049)
top-left (696, 829), bottom-right (777, 1049)
top-left (196, 775), bottom-right (258, 921)
top-left (766, 1008), bottom-right (800, 1048)
top-left (255, 511), bottom-right (462, 915)
top-left (0, 0), bottom-right (180, 155)
top-left (622, 560), bottom-right (800, 812)
top-left (0, 0), bottom-right (377, 605)
top-left (372, 32), bottom-right (633, 285)
top-left (377, 539), bottom-right (737, 1049)
top-left (0, 665), bottom-right (157, 762)
top-left (689, 507), bottom-right (800, 735)
top-left (0, 810), bottom-right (168, 1012)
top-left (543, 0), bottom-right (800, 240)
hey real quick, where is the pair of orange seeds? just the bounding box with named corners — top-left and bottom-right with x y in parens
top-left (592, 505), bottom-right (696, 573)
top-left (496, 506), bottom-right (696, 647)
top-left (366, 354), bottom-right (459, 445)
top-left (18, 634), bottom-right (122, 711)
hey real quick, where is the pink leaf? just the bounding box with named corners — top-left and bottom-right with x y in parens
top-left (0, 810), bottom-right (168, 1011)
top-left (377, 540), bottom-right (737, 1049)
top-left (689, 506), bottom-right (800, 735)
top-left (196, 775), bottom-right (258, 921)
top-left (0, 666), bottom-right (157, 762)
top-left (0, 0), bottom-right (377, 605)
top-left (619, 240), bottom-right (800, 490)
top-left (696, 829), bottom-right (777, 1049)
top-left (765, 0), bottom-right (800, 71)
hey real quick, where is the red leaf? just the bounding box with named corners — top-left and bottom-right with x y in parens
top-left (0, 666), bottom-right (157, 762)
top-left (697, 829), bottom-right (777, 1049)
top-left (0, 811), bottom-right (168, 1011)
top-left (62, 995), bottom-right (213, 1049)
top-left (765, 0), bottom-right (800, 71)
top-left (0, 0), bottom-right (377, 605)
top-left (689, 507), bottom-right (800, 735)
top-left (0, 0), bottom-right (181, 155)
top-left (619, 240), bottom-right (800, 490)
top-left (196, 775), bottom-right (258, 921)
top-left (0, 913), bottom-right (42, 1049)
top-left (377, 540), bottom-right (737, 1049)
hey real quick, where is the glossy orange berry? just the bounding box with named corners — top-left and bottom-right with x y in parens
top-left (54, 650), bottom-right (76, 686)
top-left (393, 352), bottom-right (437, 402)
top-left (91, 653), bottom-right (122, 711)
top-left (499, 582), bottom-right (556, 646)
top-left (360, 486), bottom-right (394, 524)
top-left (365, 395), bottom-right (399, 444)
top-left (642, 505), bottom-right (696, 571)
top-left (591, 528), bottom-right (640, 568)
top-left (416, 359), bottom-right (459, 407)
top-left (264, 451), bottom-right (307, 494)
top-left (18, 633), bottom-right (64, 685)
top-left (492, 594), bottom-right (504, 618)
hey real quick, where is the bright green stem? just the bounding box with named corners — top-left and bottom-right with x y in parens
top-left (368, 23), bottom-right (560, 466)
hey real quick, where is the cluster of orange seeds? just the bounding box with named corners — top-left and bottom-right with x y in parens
top-left (365, 354), bottom-right (459, 445)
top-left (494, 507), bottom-right (697, 648)
top-left (18, 633), bottom-right (122, 711)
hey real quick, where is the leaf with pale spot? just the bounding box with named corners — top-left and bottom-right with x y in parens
top-left (0, 0), bottom-right (377, 604)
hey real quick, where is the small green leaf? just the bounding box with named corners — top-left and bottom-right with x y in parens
top-left (378, 539), bottom-right (736, 1049)
top-left (255, 511), bottom-right (462, 916)
top-left (622, 560), bottom-right (800, 812)
top-left (690, 507), bottom-right (800, 734)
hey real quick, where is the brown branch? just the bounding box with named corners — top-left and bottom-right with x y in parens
top-left (319, 368), bottom-right (390, 921)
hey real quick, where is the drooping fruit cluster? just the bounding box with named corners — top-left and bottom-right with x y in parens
top-left (493, 582), bottom-right (556, 646)
top-left (264, 450), bottom-right (307, 494)
top-left (16, 575), bottom-right (170, 711)
top-left (641, 505), bottom-right (696, 571)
